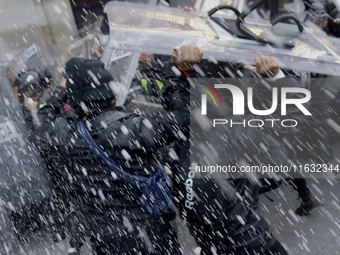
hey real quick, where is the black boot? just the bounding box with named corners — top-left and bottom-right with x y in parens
top-left (295, 190), bottom-right (321, 216)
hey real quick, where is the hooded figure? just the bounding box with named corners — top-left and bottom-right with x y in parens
top-left (35, 56), bottom-right (192, 255)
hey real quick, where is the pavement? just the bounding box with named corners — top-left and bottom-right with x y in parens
top-left (19, 177), bottom-right (340, 255)
top-left (258, 177), bottom-right (340, 255)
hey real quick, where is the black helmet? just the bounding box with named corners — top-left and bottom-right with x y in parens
top-left (64, 57), bottom-right (116, 107)
top-left (15, 71), bottom-right (46, 103)
top-left (16, 71), bottom-right (45, 93)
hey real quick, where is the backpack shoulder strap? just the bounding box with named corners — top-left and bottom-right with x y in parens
top-left (77, 121), bottom-right (148, 186)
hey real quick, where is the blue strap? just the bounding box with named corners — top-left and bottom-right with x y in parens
top-left (77, 121), bottom-right (148, 187)
top-left (77, 121), bottom-right (174, 214)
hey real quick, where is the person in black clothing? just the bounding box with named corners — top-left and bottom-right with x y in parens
top-left (34, 50), bottom-right (199, 254)
top-left (128, 53), bottom-right (170, 104)
top-left (13, 71), bottom-right (73, 242)
top-left (170, 48), bottom-right (316, 254)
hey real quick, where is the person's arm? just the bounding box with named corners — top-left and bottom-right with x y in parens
top-left (244, 56), bottom-right (283, 79)
top-left (34, 86), bottom-right (68, 134)
top-left (245, 56), bottom-right (308, 135)
top-left (171, 44), bottom-right (203, 71)
top-left (93, 43), bottom-right (102, 59)
top-left (135, 45), bottom-right (203, 149)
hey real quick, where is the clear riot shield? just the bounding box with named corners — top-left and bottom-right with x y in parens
top-left (5, 24), bottom-right (56, 80)
top-left (0, 24), bottom-right (54, 239)
top-left (0, 68), bottom-right (53, 253)
top-left (68, 16), bottom-right (107, 60)
top-left (6, 24), bottom-right (58, 122)
top-left (195, 0), bottom-right (272, 20)
top-left (67, 15), bottom-right (120, 63)
top-left (195, 0), bottom-right (245, 16)
top-left (195, 0), bottom-right (328, 21)
top-left (104, 1), bottom-right (340, 77)
top-left (102, 0), bottom-right (188, 107)
top-left (103, 50), bottom-right (140, 107)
